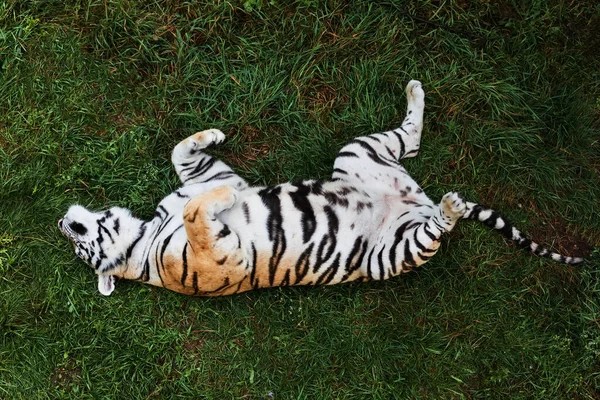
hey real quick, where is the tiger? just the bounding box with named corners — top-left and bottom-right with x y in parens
top-left (58, 80), bottom-right (584, 296)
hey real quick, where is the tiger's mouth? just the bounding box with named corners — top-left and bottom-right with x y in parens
top-left (58, 218), bottom-right (76, 245)
top-left (58, 218), bottom-right (68, 236)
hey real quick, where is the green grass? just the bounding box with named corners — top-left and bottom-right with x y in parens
top-left (1, 0), bottom-right (600, 398)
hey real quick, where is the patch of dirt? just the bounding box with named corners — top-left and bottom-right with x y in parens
top-left (493, 2), bottom-right (521, 21)
top-left (183, 336), bottom-right (205, 353)
top-left (564, 7), bottom-right (600, 62)
top-left (223, 125), bottom-right (272, 170)
top-left (299, 77), bottom-right (350, 118)
top-left (527, 215), bottom-right (594, 258)
top-left (51, 364), bottom-right (82, 388)
top-left (304, 82), bottom-right (338, 109)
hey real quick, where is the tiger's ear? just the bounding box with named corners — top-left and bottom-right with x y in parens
top-left (98, 275), bottom-right (115, 296)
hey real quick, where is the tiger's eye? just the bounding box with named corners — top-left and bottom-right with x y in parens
top-left (69, 221), bottom-right (88, 235)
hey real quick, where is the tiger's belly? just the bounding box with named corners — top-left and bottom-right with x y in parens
top-left (219, 181), bottom-right (435, 290)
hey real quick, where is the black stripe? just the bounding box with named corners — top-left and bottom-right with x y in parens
top-left (192, 272), bottom-right (199, 295)
top-left (290, 182), bottom-right (317, 243)
top-left (366, 247), bottom-right (376, 280)
top-left (344, 237), bottom-right (363, 272)
top-left (315, 253), bottom-right (341, 285)
top-left (413, 229), bottom-right (427, 252)
top-left (336, 151), bottom-right (360, 158)
top-left (351, 139), bottom-right (396, 167)
top-left (377, 247), bottom-right (386, 280)
top-left (185, 157), bottom-right (217, 181)
top-left (155, 205), bottom-right (168, 219)
top-left (217, 225), bottom-right (231, 238)
top-left (324, 192), bottom-right (349, 208)
top-left (159, 230), bottom-right (177, 271)
top-left (98, 222), bottom-right (114, 244)
top-left (402, 199), bottom-right (419, 205)
top-left (147, 218), bottom-right (177, 284)
top-left (125, 224), bottom-right (146, 261)
top-left (94, 223), bottom-right (107, 269)
top-left (363, 135), bottom-right (382, 143)
top-left (423, 224), bottom-right (438, 241)
top-left (249, 243), bottom-right (258, 288)
top-left (258, 187), bottom-right (286, 287)
top-left (281, 270), bottom-right (291, 286)
top-left (200, 170), bottom-right (236, 183)
top-left (148, 219), bottom-right (176, 259)
top-left (389, 221), bottom-right (413, 273)
top-left (137, 259), bottom-right (150, 281)
top-left (313, 206), bottom-right (339, 273)
top-left (341, 238), bottom-right (369, 282)
top-left (333, 168), bottom-right (348, 175)
top-left (309, 180), bottom-right (324, 195)
top-left (234, 279), bottom-right (245, 294)
top-left (242, 202), bottom-right (251, 224)
top-left (385, 146), bottom-right (397, 160)
top-left (199, 277), bottom-right (231, 295)
top-left (391, 130), bottom-right (406, 156)
top-left (181, 242), bottom-right (189, 285)
top-left (403, 239), bottom-right (416, 268)
top-left (216, 255), bottom-right (228, 265)
top-left (294, 243), bottom-right (314, 285)
top-left (154, 246), bottom-right (165, 287)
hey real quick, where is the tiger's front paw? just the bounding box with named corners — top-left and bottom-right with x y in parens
top-left (187, 129), bottom-right (225, 152)
top-left (184, 185), bottom-right (239, 222)
top-left (173, 129), bottom-right (226, 163)
top-left (210, 185), bottom-right (238, 212)
top-left (441, 192), bottom-right (467, 219)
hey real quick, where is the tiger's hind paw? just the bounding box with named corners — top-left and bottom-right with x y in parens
top-left (406, 80), bottom-right (424, 105)
top-left (441, 192), bottom-right (467, 220)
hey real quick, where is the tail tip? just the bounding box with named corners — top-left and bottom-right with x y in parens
top-left (568, 257), bottom-right (585, 265)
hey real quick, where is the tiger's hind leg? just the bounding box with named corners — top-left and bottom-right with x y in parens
top-left (172, 129), bottom-right (247, 189)
top-left (402, 192), bottom-right (466, 270)
top-left (332, 80), bottom-right (425, 183)
top-left (375, 192), bottom-right (466, 279)
top-left (398, 80), bottom-right (425, 158)
top-left (175, 186), bottom-right (250, 295)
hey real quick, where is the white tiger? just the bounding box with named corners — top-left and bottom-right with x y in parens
top-left (59, 80), bottom-right (583, 296)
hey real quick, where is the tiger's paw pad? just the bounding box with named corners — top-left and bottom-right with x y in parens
top-left (441, 192), bottom-right (466, 218)
top-left (406, 80), bottom-right (424, 104)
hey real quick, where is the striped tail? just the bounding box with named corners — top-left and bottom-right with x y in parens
top-left (463, 202), bottom-right (584, 265)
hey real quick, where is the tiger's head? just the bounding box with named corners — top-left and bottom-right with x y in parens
top-left (59, 205), bottom-right (143, 296)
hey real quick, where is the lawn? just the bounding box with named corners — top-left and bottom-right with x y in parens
top-left (1, 0), bottom-right (599, 398)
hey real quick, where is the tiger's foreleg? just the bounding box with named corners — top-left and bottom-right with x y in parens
top-left (171, 129), bottom-right (247, 188)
